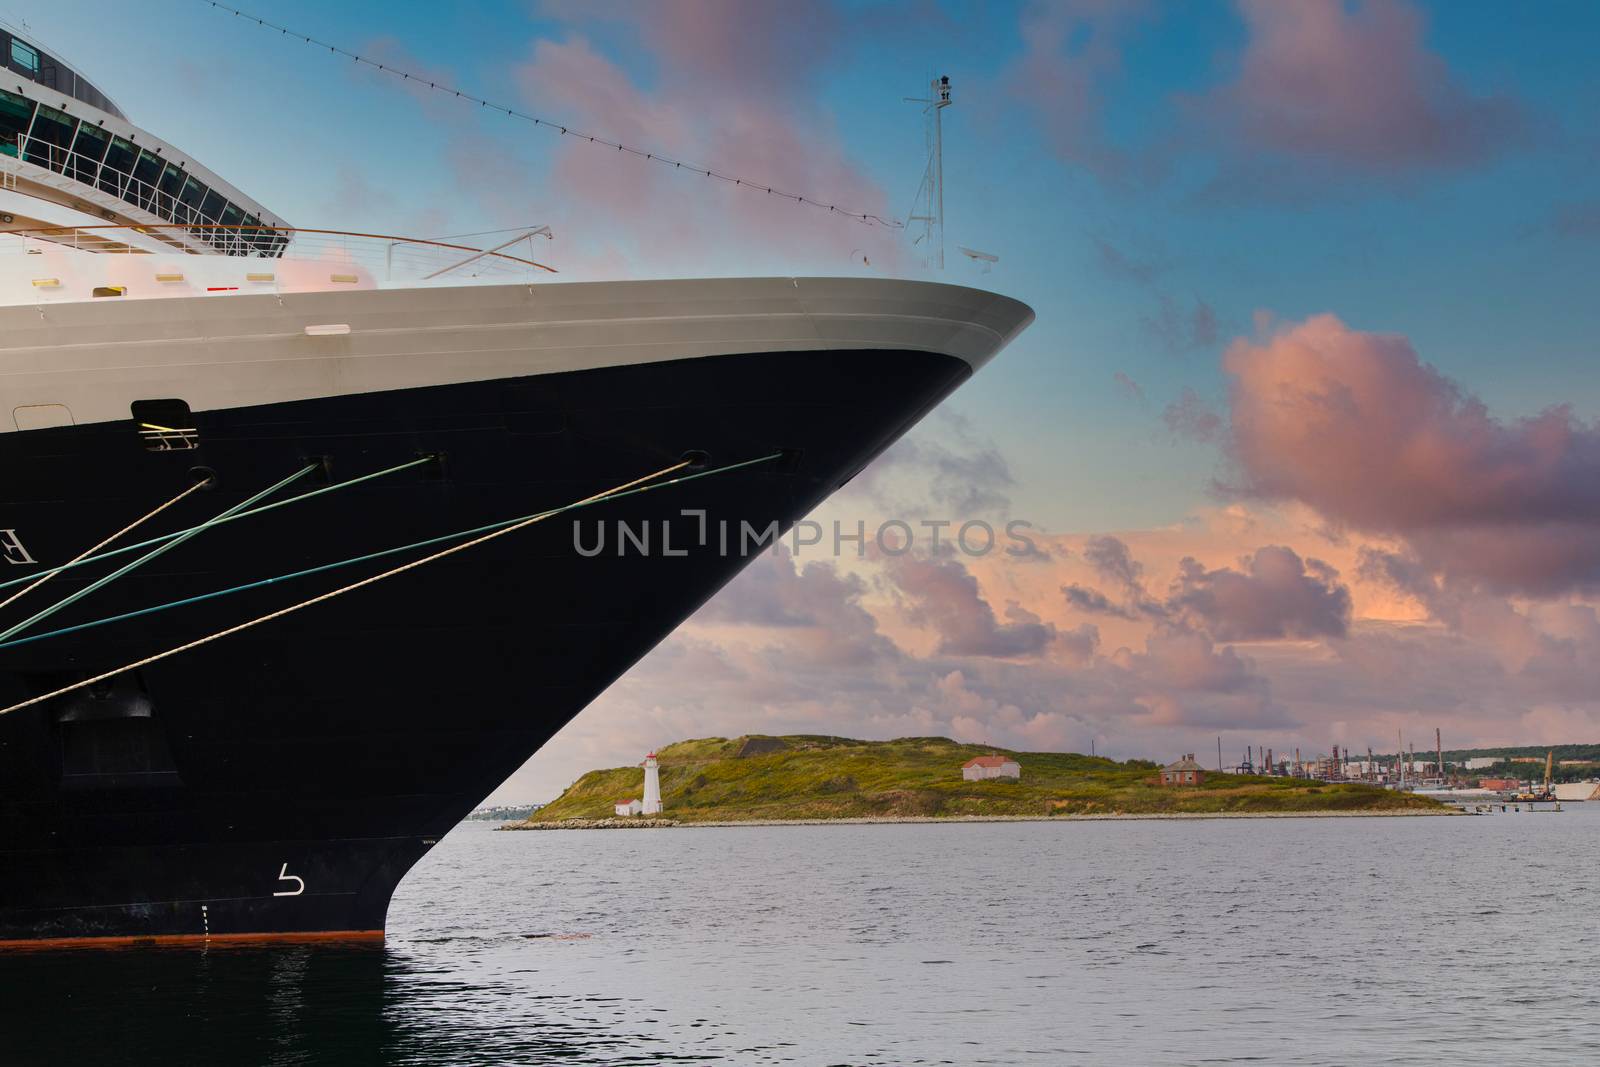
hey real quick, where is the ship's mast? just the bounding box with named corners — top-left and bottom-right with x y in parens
top-left (906, 75), bottom-right (952, 270)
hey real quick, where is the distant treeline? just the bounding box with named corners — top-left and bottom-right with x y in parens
top-left (1433, 744), bottom-right (1600, 764)
top-left (1399, 744), bottom-right (1600, 783)
top-left (465, 804), bottom-right (543, 822)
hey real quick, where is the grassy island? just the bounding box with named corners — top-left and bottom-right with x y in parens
top-left (522, 735), bottom-right (1446, 824)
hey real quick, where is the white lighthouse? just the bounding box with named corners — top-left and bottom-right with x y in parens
top-left (641, 752), bottom-right (663, 815)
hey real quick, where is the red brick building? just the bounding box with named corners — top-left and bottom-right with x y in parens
top-left (1160, 755), bottom-right (1205, 786)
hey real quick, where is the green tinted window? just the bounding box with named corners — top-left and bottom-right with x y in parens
top-left (10, 40), bottom-right (38, 74)
top-left (198, 187), bottom-right (225, 223)
top-left (23, 105), bottom-right (75, 171)
top-left (130, 150), bottom-right (164, 213)
top-left (68, 122), bottom-right (107, 182)
top-left (0, 88), bottom-right (33, 147)
top-left (70, 122), bottom-right (106, 158)
top-left (132, 149), bottom-right (163, 188)
top-left (98, 136), bottom-right (136, 197)
top-left (158, 162), bottom-right (185, 197)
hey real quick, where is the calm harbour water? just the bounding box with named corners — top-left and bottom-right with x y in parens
top-left (3, 808), bottom-right (1598, 1066)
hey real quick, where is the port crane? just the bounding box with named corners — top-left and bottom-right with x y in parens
top-left (1512, 750), bottom-right (1556, 803)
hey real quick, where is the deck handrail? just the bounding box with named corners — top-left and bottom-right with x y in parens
top-left (4, 135), bottom-right (270, 255)
top-left (0, 222), bottom-right (558, 278)
top-left (0, 222), bottom-right (556, 275)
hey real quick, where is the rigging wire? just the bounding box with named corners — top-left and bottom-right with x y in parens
top-left (0, 455), bottom-right (438, 596)
top-left (0, 473), bottom-right (212, 615)
top-left (0, 464), bottom-right (318, 644)
top-left (0, 452), bottom-right (783, 655)
top-left (198, 1), bottom-right (904, 230)
top-left (0, 454), bottom-right (743, 719)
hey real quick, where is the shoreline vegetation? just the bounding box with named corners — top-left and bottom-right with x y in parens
top-left (508, 735), bottom-right (1450, 829)
top-left (503, 810), bottom-right (1456, 830)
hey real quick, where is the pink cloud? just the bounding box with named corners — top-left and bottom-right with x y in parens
top-left (1059, 536), bottom-right (1350, 640)
top-left (1114, 629), bottom-right (1291, 729)
top-left (1224, 313), bottom-right (1600, 595)
top-left (1198, 0), bottom-right (1523, 173)
top-left (839, 409), bottom-right (1016, 519)
top-left (691, 547), bottom-right (897, 669)
top-left (1062, 582), bottom-right (1138, 621)
top-left (512, 5), bottom-right (901, 274)
top-left (492, 507), bottom-right (1600, 802)
top-left (1112, 371), bottom-right (1146, 404)
top-left (1163, 387), bottom-right (1223, 443)
top-left (882, 552), bottom-right (1061, 658)
top-left (540, 0), bottom-right (845, 108)
top-left (1004, 1), bottom-right (1155, 182)
top-left (1169, 546), bottom-right (1350, 641)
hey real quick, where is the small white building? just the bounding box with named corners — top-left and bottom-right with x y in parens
top-left (614, 798), bottom-right (643, 817)
top-left (1464, 757), bottom-right (1499, 770)
top-left (963, 754), bottom-right (1021, 781)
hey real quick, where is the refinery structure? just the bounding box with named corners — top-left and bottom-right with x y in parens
top-left (1214, 729), bottom-right (1599, 800)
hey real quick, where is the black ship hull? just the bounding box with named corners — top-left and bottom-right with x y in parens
top-left (0, 345), bottom-right (969, 944)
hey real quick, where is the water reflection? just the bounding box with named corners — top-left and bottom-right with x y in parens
top-left (0, 941), bottom-right (704, 1066)
top-left (5, 813), bottom-right (1600, 1065)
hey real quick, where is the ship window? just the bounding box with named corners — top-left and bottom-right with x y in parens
top-left (176, 174), bottom-right (207, 229)
top-left (68, 122), bottom-right (107, 184)
top-left (0, 88), bottom-right (31, 157)
top-left (10, 39), bottom-right (38, 75)
top-left (156, 161), bottom-right (186, 221)
top-left (98, 136), bottom-right (136, 198)
top-left (23, 104), bottom-right (75, 173)
top-left (198, 187), bottom-right (225, 224)
top-left (243, 213), bottom-right (274, 255)
top-left (132, 150), bottom-right (165, 214)
top-left (217, 204), bottom-right (246, 254)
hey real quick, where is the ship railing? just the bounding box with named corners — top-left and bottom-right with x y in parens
top-left (137, 424), bottom-right (201, 451)
top-left (0, 223), bottom-right (558, 288)
top-left (2, 134), bottom-right (284, 257)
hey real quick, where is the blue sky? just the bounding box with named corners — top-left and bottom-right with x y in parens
top-left (12, 1), bottom-right (1600, 796)
top-left (13, 0), bottom-right (1594, 531)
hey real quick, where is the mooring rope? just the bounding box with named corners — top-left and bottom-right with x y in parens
top-left (0, 473), bottom-right (214, 616)
top-left (0, 464), bottom-right (318, 644)
top-left (0, 455), bottom-right (438, 596)
top-left (0, 452), bottom-right (782, 654)
top-left (0, 455), bottom-right (731, 718)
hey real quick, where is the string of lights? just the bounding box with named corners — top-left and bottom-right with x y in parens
top-left (200, 1), bottom-right (904, 229)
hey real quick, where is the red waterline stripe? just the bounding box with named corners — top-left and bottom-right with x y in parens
top-left (0, 929), bottom-right (385, 951)
top-left (206, 286), bottom-right (239, 291)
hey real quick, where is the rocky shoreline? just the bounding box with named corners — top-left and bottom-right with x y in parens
top-left (499, 809), bottom-right (1459, 830)
top-left (499, 817), bottom-right (680, 830)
